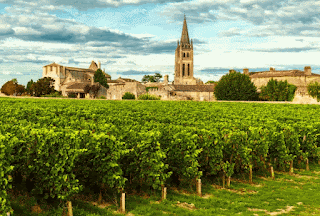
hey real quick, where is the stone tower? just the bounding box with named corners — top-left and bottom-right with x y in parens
top-left (174, 15), bottom-right (194, 85)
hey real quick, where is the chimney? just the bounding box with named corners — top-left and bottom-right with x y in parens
top-left (270, 67), bottom-right (275, 72)
top-left (164, 75), bottom-right (169, 84)
top-left (243, 68), bottom-right (249, 75)
top-left (304, 66), bottom-right (311, 75)
top-left (98, 61), bottom-right (101, 69)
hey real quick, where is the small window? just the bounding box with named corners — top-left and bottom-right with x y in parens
top-left (183, 53), bottom-right (185, 57)
top-left (187, 53), bottom-right (189, 57)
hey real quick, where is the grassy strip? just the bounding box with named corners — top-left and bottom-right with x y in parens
top-left (7, 162), bottom-right (320, 215)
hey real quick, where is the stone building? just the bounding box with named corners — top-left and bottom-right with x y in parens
top-left (42, 61), bottom-right (111, 98)
top-left (174, 15), bottom-right (203, 85)
top-left (244, 66), bottom-right (320, 96)
top-left (106, 77), bottom-right (146, 100)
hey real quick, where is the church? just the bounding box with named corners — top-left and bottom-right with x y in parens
top-left (41, 15), bottom-right (215, 101)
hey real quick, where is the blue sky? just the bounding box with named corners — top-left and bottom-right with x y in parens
top-left (1, 0), bottom-right (320, 87)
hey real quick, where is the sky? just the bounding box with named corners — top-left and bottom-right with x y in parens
top-left (1, 0), bottom-right (320, 87)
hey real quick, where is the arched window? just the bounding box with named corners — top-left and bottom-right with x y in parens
top-left (188, 64), bottom-right (190, 76)
top-left (183, 53), bottom-right (185, 57)
top-left (187, 53), bottom-right (189, 57)
top-left (182, 64), bottom-right (185, 76)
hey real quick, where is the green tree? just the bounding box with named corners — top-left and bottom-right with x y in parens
top-left (94, 69), bottom-right (109, 89)
top-left (84, 84), bottom-right (101, 99)
top-left (307, 82), bottom-right (320, 102)
top-left (31, 77), bottom-right (56, 97)
top-left (26, 79), bottom-right (35, 95)
top-left (214, 71), bottom-right (259, 101)
top-left (260, 79), bottom-right (297, 101)
top-left (142, 73), bottom-right (162, 82)
top-left (205, 80), bottom-right (217, 84)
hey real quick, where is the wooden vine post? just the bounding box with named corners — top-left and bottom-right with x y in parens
top-left (270, 164), bottom-right (275, 180)
top-left (161, 186), bottom-right (167, 200)
top-left (196, 179), bottom-right (201, 196)
top-left (249, 164), bottom-right (253, 184)
top-left (306, 158), bottom-right (309, 171)
top-left (222, 173), bottom-right (225, 188)
top-left (67, 201), bottom-right (73, 216)
top-left (289, 160), bottom-right (294, 175)
top-left (227, 176), bottom-right (231, 187)
top-left (120, 193), bottom-right (125, 213)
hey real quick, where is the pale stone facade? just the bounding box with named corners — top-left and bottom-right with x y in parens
top-left (42, 61), bottom-right (111, 98)
top-left (244, 66), bottom-right (320, 97)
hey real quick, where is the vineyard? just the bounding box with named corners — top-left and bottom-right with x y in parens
top-left (1, 98), bottom-right (320, 215)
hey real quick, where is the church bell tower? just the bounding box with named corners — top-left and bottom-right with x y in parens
top-left (174, 15), bottom-right (194, 85)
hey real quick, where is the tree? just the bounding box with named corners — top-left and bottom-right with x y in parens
top-left (26, 79), bottom-right (35, 95)
top-left (205, 80), bottom-right (217, 84)
top-left (30, 77), bottom-right (56, 97)
top-left (260, 79), bottom-right (297, 101)
top-left (142, 73), bottom-right (163, 83)
top-left (94, 69), bottom-right (109, 89)
top-left (214, 71), bottom-right (259, 101)
top-left (1, 79), bottom-right (25, 96)
top-left (307, 81), bottom-right (320, 102)
top-left (84, 84), bottom-right (101, 99)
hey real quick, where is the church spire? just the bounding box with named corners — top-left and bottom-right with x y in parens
top-left (180, 14), bottom-right (190, 46)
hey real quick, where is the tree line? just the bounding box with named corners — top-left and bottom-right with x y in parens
top-left (0, 69), bottom-right (109, 98)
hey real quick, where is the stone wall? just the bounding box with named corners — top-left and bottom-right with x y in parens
top-left (106, 82), bottom-right (147, 100)
top-left (251, 75), bottom-right (320, 96)
top-left (173, 91), bottom-right (216, 101)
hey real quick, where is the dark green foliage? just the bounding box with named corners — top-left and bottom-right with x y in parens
top-left (146, 87), bottom-right (158, 92)
top-left (142, 73), bottom-right (162, 82)
top-left (93, 69), bottom-right (109, 89)
top-left (30, 77), bottom-right (56, 97)
top-left (122, 92), bottom-right (136, 99)
top-left (84, 84), bottom-right (101, 99)
top-left (205, 80), bottom-right (217, 84)
top-left (287, 84), bottom-right (297, 101)
top-left (68, 93), bottom-right (77, 98)
top-left (307, 82), bottom-right (320, 102)
top-left (260, 79), bottom-right (297, 101)
top-left (26, 79), bottom-right (35, 95)
top-left (214, 71), bottom-right (259, 101)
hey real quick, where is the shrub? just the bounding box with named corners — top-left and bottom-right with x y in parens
top-left (146, 87), bottom-right (158, 92)
top-left (138, 93), bottom-right (160, 100)
top-left (68, 93), bottom-right (77, 98)
top-left (122, 92), bottom-right (136, 100)
top-left (260, 79), bottom-right (297, 101)
top-left (307, 82), bottom-right (320, 102)
top-left (214, 71), bottom-right (259, 101)
top-left (100, 96), bottom-right (106, 99)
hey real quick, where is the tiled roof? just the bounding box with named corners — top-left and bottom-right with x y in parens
top-left (249, 70), bottom-right (320, 78)
top-left (108, 80), bottom-right (120, 83)
top-left (172, 84), bottom-right (215, 92)
top-left (65, 67), bottom-right (95, 73)
top-left (44, 62), bottom-right (61, 67)
top-left (66, 82), bottom-right (91, 90)
top-left (118, 78), bottom-right (138, 82)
